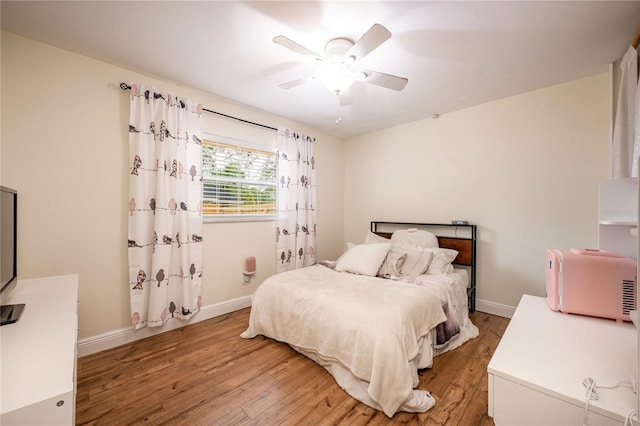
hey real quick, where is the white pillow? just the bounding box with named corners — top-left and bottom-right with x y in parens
top-left (334, 242), bottom-right (356, 263)
top-left (391, 229), bottom-right (439, 248)
top-left (425, 248), bottom-right (459, 274)
top-left (363, 230), bottom-right (390, 244)
top-left (377, 250), bottom-right (407, 277)
top-left (335, 243), bottom-right (391, 276)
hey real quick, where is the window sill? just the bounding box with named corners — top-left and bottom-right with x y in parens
top-left (204, 214), bottom-right (276, 224)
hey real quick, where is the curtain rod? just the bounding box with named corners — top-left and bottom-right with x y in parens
top-left (119, 83), bottom-right (277, 132)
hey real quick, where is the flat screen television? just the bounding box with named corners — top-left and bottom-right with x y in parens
top-left (0, 186), bottom-right (23, 325)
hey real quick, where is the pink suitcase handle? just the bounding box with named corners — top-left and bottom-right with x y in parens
top-left (569, 248), bottom-right (623, 258)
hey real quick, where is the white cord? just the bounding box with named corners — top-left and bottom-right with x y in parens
top-left (625, 409), bottom-right (638, 426)
top-left (582, 377), bottom-right (636, 426)
top-left (583, 377), bottom-right (597, 426)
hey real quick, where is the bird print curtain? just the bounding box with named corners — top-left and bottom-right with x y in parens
top-left (127, 83), bottom-right (204, 330)
top-left (276, 127), bottom-right (317, 272)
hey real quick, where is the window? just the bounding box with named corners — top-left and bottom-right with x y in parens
top-left (202, 135), bottom-right (277, 222)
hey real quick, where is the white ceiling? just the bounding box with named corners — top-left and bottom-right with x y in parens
top-left (2, 1), bottom-right (640, 139)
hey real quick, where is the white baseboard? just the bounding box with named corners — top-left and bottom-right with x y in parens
top-left (78, 295), bottom-right (514, 357)
top-left (77, 295), bottom-right (252, 357)
top-left (475, 298), bottom-right (516, 319)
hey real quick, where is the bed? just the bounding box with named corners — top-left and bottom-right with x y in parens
top-left (241, 222), bottom-right (479, 417)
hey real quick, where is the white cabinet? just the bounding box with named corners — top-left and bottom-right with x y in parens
top-left (488, 295), bottom-right (637, 425)
top-left (0, 274), bottom-right (78, 425)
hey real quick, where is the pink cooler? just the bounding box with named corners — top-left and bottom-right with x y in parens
top-left (546, 248), bottom-right (637, 322)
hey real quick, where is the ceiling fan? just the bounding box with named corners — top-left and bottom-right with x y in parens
top-left (273, 24), bottom-right (408, 105)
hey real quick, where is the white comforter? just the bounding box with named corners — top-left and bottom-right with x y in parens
top-left (241, 264), bottom-right (457, 417)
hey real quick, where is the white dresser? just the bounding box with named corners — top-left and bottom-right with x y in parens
top-left (488, 294), bottom-right (637, 425)
top-left (0, 274), bottom-right (79, 425)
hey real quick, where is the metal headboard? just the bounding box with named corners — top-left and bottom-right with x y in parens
top-left (370, 221), bottom-right (477, 312)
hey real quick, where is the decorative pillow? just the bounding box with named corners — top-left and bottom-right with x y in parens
top-left (425, 248), bottom-right (459, 274)
top-left (335, 243), bottom-right (391, 276)
top-left (391, 229), bottom-right (439, 248)
top-left (377, 251), bottom-right (407, 277)
top-left (363, 230), bottom-right (390, 244)
top-left (397, 243), bottom-right (434, 277)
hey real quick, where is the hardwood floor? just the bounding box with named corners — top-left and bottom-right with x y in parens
top-left (76, 309), bottom-right (510, 425)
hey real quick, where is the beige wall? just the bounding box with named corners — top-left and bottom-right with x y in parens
top-left (0, 31), bottom-right (345, 339)
top-left (1, 29), bottom-right (613, 339)
top-left (343, 73), bottom-right (610, 310)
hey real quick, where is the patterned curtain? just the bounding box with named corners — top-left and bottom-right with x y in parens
top-left (127, 83), bottom-right (204, 330)
top-left (276, 127), bottom-right (317, 272)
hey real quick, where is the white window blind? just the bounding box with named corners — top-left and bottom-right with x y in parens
top-left (202, 136), bottom-right (276, 221)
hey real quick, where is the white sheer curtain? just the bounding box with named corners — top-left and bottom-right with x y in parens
top-left (276, 127), bottom-right (317, 272)
top-left (612, 45), bottom-right (640, 178)
top-left (127, 83), bottom-right (204, 330)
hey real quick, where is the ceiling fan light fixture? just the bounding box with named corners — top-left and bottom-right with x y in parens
top-left (325, 38), bottom-right (353, 65)
top-left (318, 67), bottom-right (355, 95)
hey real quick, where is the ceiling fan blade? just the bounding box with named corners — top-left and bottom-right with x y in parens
top-left (345, 24), bottom-right (391, 62)
top-left (358, 69), bottom-right (408, 91)
top-left (278, 75), bottom-right (315, 90)
top-left (273, 35), bottom-right (324, 61)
